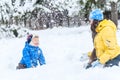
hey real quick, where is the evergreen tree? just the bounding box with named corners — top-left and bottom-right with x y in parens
top-left (35, 0), bottom-right (44, 5)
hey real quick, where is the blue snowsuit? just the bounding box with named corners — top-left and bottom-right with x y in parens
top-left (20, 42), bottom-right (46, 68)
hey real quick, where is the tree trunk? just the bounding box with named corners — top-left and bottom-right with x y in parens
top-left (28, 19), bottom-right (32, 29)
top-left (67, 16), bottom-right (70, 27)
top-left (111, 2), bottom-right (118, 27)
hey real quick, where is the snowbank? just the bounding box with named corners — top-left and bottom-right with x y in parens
top-left (0, 25), bottom-right (120, 80)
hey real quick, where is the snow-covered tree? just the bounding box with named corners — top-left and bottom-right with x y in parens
top-left (79, 0), bottom-right (120, 26)
top-left (108, 0), bottom-right (119, 26)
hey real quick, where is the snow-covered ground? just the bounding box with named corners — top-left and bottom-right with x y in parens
top-left (1, 25), bottom-right (120, 80)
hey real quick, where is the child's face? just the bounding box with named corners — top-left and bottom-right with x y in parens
top-left (32, 37), bottom-right (39, 46)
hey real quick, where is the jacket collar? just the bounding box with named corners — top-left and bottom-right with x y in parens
top-left (95, 19), bottom-right (107, 32)
top-left (95, 19), bottom-right (117, 33)
top-left (25, 42), bottom-right (38, 48)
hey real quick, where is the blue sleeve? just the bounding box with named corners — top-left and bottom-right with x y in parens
top-left (22, 47), bottom-right (32, 68)
top-left (38, 48), bottom-right (46, 66)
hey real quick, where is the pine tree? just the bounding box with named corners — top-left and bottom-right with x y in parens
top-left (35, 0), bottom-right (44, 5)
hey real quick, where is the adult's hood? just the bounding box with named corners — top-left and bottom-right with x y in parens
top-left (95, 19), bottom-right (117, 33)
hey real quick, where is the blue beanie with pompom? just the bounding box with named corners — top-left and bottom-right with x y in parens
top-left (89, 9), bottom-right (103, 21)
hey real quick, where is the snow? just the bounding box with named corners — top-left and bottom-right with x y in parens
top-left (0, 0), bottom-right (119, 79)
top-left (50, 0), bottom-right (80, 16)
top-left (0, 0), bottom-right (81, 21)
top-left (109, 0), bottom-right (118, 2)
top-left (0, 25), bottom-right (29, 38)
top-left (1, 25), bottom-right (120, 80)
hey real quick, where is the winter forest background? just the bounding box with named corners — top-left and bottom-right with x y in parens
top-left (1, 0), bottom-right (120, 80)
top-left (0, 0), bottom-right (120, 38)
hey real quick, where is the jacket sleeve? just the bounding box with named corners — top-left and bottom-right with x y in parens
top-left (22, 47), bottom-right (32, 68)
top-left (102, 27), bottom-right (117, 49)
top-left (38, 48), bottom-right (46, 66)
top-left (97, 27), bottom-right (116, 64)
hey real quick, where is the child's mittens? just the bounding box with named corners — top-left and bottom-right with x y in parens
top-left (27, 34), bottom-right (33, 43)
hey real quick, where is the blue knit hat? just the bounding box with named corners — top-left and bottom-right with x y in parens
top-left (89, 9), bottom-right (103, 21)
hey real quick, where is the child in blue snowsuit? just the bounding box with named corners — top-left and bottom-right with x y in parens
top-left (16, 34), bottom-right (46, 69)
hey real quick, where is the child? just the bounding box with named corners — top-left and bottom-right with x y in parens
top-left (16, 34), bottom-right (46, 69)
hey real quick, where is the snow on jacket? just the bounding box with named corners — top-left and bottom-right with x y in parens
top-left (20, 42), bottom-right (46, 68)
top-left (94, 19), bottom-right (120, 64)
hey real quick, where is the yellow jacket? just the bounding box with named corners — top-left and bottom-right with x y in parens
top-left (94, 19), bottom-right (120, 64)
